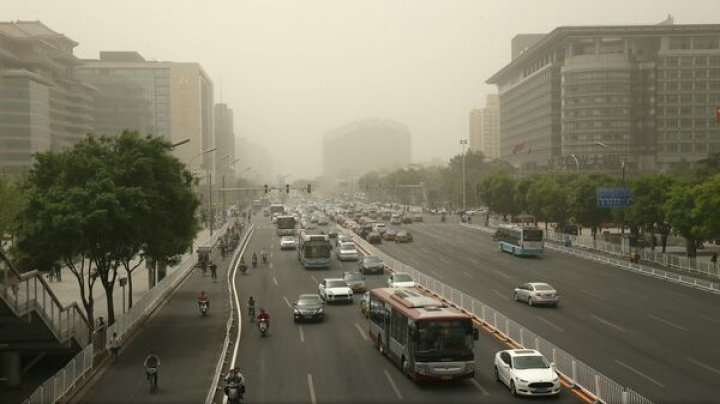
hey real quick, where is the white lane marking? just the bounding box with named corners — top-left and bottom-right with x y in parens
top-left (647, 314), bottom-right (688, 332)
top-left (578, 288), bottom-right (604, 300)
top-left (437, 256), bottom-right (451, 265)
top-left (283, 296), bottom-right (291, 308)
top-left (687, 357), bottom-right (720, 376)
top-left (536, 316), bottom-right (564, 332)
top-left (698, 314), bottom-right (720, 325)
top-left (384, 369), bottom-right (404, 400)
top-left (310, 275), bottom-right (319, 284)
top-left (355, 322), bottom-right (368, 340)
top-left (307, 374), bottom-right (317, 404)
top-left (591, 315), bottom-right (626, 333)
top-left (615, 360), bottom-right (666, 388)
top-left (471, 379), bottom-right (490, 396)
top-left (299, 325), bottom-right (305, 343)
top-left (493, 270), bottom-right (510, 279)
top-left (462, 271), bottom-right (474, 279)
top-left (467, 258), bottom-right (481, 266)
top-left (492, 289), bottom-right (510, 301)
top-left (273, 276), bottom-right (278, 286)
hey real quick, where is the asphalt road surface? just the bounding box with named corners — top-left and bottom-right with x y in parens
top-left (374, 215), bottom-right (720, 403)
top-left (230, 218), bottom-right (582, 404)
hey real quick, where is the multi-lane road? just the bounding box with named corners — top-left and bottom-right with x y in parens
top-left (231, 219), bottom-right (582, 403)
top-left (374, 215), bottom-right (720, 403)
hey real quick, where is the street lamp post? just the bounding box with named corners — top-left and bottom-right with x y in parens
top-left (570, 154), bottom-right (580, 172)
top-left (459, 139), bottom-right (468, 211)
top-left (189, 147), bottom-right (217, 235)
top-left (222, 157), bottom-right (242, 217)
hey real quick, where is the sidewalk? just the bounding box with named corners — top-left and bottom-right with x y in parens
top-left (48, 228), bottom-right (213, 327)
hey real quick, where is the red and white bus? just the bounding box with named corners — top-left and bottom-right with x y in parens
top-left (367, 288), bottom-right (478, 381)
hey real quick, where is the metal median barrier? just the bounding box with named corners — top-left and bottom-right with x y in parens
top-left (23, 225), bottom-right (227, 404)
top-left (350, 231), bottom-right (653, 404)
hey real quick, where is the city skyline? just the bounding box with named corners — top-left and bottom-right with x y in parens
top-left (3, 0), bottom-right (720, 178)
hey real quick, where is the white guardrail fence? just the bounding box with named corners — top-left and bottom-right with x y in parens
top-left (349, 228), bottom-right (653, 404)
top-left (24, 225), bottom-right (226, 404)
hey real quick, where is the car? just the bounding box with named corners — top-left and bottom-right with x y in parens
top-left (336, 234), bottom-right (353, 246)
top-left (366, 231), bottom-right (382, 244)
top-left (327, 229), bottom-right (338, 238)
top-left (342, 271), bottom-right (367, 293)
top-left (360, 291), bottom-right (370, 317)
top-left (293, 294), bottom-right (324, 322)
top-left (513, 283), bottom-right (559, 307)
top-left (279, 236), bottom-right (297, 250)
top-left (402, 216), bottom-right (413, 224)
top-left (317, 278), bottom-right (353, 303)
top-left (387, 272), bottom-right (415, 288)
top-left (413, 214), bottom-right (423, 222)
top-left (336, 241), bottom-right (359, 261)
top-left (372, 223), bottom-right (388, 234)
top-left (383, 229), bottom-right (397, 241)
top-left (395, 230), bottom-right (413, 243)
top-left (359, 255), bottom-right (385, 274)
top-left (390, 215), bottom-right (402, 225)
top-left (494, 349), bottom-right (561, 396)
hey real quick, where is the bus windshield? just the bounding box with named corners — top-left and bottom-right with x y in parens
top-left (305, 244), bottom-right (331, 259)
top-left (415, 320), bottom-right (473, 361)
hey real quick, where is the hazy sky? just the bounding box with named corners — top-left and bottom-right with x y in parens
top-left (5, 0), bottom-right (719, 177)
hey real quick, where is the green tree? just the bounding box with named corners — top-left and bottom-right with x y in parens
top-left (525, 175), bottom-right (569, 231)
top-left (479, 171), bottom-right (518, 220)
top-left (568, 175), bottom-right (612, 239)
top-left (624, 173), bottom-right (676, 251)
top-left (12, 132), bottom-right (198, 326)
top-left (0, 176), bottom-right (24, 243)
top-left (665, 180), bottom-right (702, 257)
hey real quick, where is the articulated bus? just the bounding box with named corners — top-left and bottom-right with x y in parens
top-left (493, 224), bottom-right (544, 257)
top-left (367, 288), bottom-right (478, 381)
top-left (297, 230), bottom-right (332, 268)
top-left (276, 215), bottom-right (296, 236)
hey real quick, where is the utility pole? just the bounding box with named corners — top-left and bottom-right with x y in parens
top-left (460, 139), bottom-right (468, 210)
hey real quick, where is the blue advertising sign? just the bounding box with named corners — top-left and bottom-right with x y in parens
top-left (597, 187), bottom-right (633, 208)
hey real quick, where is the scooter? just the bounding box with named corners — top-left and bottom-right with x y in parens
top-left (199, 301), bottom-right (209, 316)
top-left (258, 319), bottom-right (269, 337)
top-left (225, 381), bottom-right (244, 404)
top-left (147, 367), bottom-right (158, 394)
top-left (239, 263), bottom-right (248, 274)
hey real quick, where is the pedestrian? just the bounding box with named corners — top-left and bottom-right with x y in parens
top-left (711, 252), bottom-right (718, 269)
top-left (54, 263), bottom-right (62, 282)
top-left (210, 263), bottom-right (218, 280)
top-left (107, 332), bottom-right (120, 362)
top-left (97, 316), bottom-right (105, 331)
top-left (8, 271), bottom-right (19, 297)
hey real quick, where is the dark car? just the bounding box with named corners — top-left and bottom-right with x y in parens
top-left (402, 216), bottom-right (413, 224)
top-left (359, 255), bottom-right (385, 274)
top-left (327, 229), bottom-right (338, 238)
top-left (383, 229), bottom-right (397, 241)
top-left (396, 230), bottom-right (413, 243)
top-left (293, 294), bottom-right (325, 322)
top-left (366, 231), bottom-right (382, 244)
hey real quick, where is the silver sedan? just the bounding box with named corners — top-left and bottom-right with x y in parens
top-left (513, 282), bottom-right (559, 307)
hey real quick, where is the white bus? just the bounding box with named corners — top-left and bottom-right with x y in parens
top-left (493, 224), bottom-right (544, 257)
top-left (297, 230), bottom-right (332, 268)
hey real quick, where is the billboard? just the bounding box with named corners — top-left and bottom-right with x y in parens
top-left (597, 187), bottom-right (633, 208)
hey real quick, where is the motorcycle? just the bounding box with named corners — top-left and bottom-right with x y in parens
top-left (262, 253), bottom-right (268, 264)
top-left (225, 380), bottom-right (244, 404)
top-left (251, 256), bottom-right (258, 269)
top-left (239, 262), bottom-right (248, 274)
top-left (199, 301), bottom-right (209, 316)
top-left (258, 319), bottom-right (269, 337)
top-left (147, 367), bottom-right (158, 393)
top-left (441, 215), bottom-right (446, 223)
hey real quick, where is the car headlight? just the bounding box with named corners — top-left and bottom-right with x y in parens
top-left (552, 374), bottom-right (559, 381)
top-left (316, 307), bottom-right (324, 314)
top-left (516, 377), bottom-right (529, 383)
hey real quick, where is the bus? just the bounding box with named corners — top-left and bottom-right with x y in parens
top-left (493, 224), bottom-right (544, 256)
top-left (276, 215), bottom-right (296, 236)
top-left (367, 288), bottom-right (478, 381)
top-left (297, 230), bottom-right (332, 268)
top-left (269, 204), bottom-right (285, 216)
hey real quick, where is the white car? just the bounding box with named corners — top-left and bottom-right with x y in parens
top-left (386, 272), bottom-right (415, 288)
top-left (514, 282), bottom-right (559, 307)
top-left (494, 349), bottom-right (561, 396)
top-left (317, 278), bottom-right (353, 303)
top-left (336, 242), bottom-right (359, 261)
top-left (279, 236), bottom-right (297, 250)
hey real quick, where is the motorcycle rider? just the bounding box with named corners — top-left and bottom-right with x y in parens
top-left (256, 308), bottom-right (270, 332)
top-left (144, 350), bottom-right (161, 386)
top-left (247, 296), bottom-right (256, 320)
top-left (239, 256), bottom-right (247, 273)
top-left (198, 291), bottom-right (210, 311)
top-left (223, 367), bottom-right (246, 402)
top-left (251, 252), bottom-right (258, 268)
top-left (261, 247), bottom-right (268, 264)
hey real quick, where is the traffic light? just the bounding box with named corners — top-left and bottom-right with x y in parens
top-left (264, 184), bottom-right (268, 194)
top-left (285, 184), bottom-right (290, 193)
top-left (306, 184), bottom-right (312, 194)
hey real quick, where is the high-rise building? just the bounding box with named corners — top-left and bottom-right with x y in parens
top-left (76, 52), bottom-right (214, 175)
top-left (214, 103), bottom-right (235, 181)
top-left (469, 94), bottom-right (500, 160)
top-left (235, 137), bottom-right (272, 184)
top-left (487, 22), bottom-right (720, 173)
top-left (0, 21), bottom-right (95, 174)
top-left (323, 119), bottom-right (412, 179)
